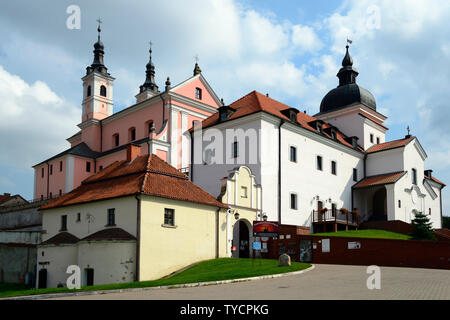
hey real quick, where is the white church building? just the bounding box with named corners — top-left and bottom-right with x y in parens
top-left (191, 45), bottom-right (445, 231)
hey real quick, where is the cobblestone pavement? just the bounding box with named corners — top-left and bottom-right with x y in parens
top-left (51, 264), bottom-right (450, 300)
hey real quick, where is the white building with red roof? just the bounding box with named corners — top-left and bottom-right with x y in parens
top-left (191, 45), bottom-right (445, 231)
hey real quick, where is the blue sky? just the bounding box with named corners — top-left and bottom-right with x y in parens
top-left (0, 0), bottom-right (449, 216)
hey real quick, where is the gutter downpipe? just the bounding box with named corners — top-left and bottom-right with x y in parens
top-left (135, 194), bottom-right (142, 282)
top-left (278, 120), bottom-right (285, 225)
top-left (216, 208), bottom-right (220, 258)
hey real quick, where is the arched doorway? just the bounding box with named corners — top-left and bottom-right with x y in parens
top-left (232, 219), bottom-right (252, 258)
top-left (372, 188), bottom-right (387, 221)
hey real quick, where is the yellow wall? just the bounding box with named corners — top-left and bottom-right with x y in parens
top-left (139, 195), bottom-right (227, 281)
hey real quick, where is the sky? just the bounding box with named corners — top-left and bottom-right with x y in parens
top-left (0, 0), bottom-right (449, 216)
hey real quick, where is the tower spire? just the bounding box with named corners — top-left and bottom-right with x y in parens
top-left (337, 43), bottom-right (358, 87)
top-left (140, 41), bottom-right (159, 94)
top-left (87, 18), bottom-right (108, 75)
top-left (193, 54), bottom-right (202, 76)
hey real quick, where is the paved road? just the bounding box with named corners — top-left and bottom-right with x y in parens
top-left (51, 264), bottom-right (450, 300)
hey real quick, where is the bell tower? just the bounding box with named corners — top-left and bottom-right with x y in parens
top-left (81, 19), bottom-right (115, 123)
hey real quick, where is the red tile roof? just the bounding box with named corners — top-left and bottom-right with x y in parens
top-left (425, 176), bottom-right (446, 187)
top-left (353, 171), bottom-right (406, 189)
top-left (81, 228), bottom-right (136, 242)
top-left (41, 154), bottom-right (228, 210)
top-left (198, 91), bottom-right (364, 152)
top-left (41, 232), bottom-right (80, 245)
top-left (358, 112), bottom-right (388, 130)
top-left (367, 136), bottom-right (414, 153)
top-left (0, 194), bottom-right (11, 205)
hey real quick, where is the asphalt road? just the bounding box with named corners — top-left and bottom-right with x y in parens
top-left (51, 264), bottom-right (450, 300)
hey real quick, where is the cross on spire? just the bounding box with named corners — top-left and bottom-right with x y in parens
top-left (96, 18), bottom-right (102, 40)
top-left (407, 125), bottom-right (411, 136)
top-left (149, 41), bottom-right (153, 52)
top-left (194, 54), bottom-right (199, 63)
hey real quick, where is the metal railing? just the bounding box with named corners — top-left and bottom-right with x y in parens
top-left (312, 210), bottom-right (359, 225)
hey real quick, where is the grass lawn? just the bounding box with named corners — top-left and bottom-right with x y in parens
top-left (0, 258), bottom-right (311, 299)
top-left (313, 229), bottom-right (412, 240)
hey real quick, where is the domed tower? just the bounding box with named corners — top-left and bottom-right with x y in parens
top-left (81, 21), bottom-right (115, 124)
top-left (135, 42), bottom-right (160, 103)
top-left (315, 45), bottom-right (387, 150)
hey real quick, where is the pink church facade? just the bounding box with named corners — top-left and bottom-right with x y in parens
top-left (33, 28), bottom-right (221, 200)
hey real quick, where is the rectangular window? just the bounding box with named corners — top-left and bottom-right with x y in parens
top-left (316, 156), bottom-right (323, 171)
top-left (353, 168), bottom-right (358, 182)
top-left (59, 189), bottom-right (62, 196)
top-left (290, 146), bottom-right (297, 162)
top-left (232, 141), bottom-right (238, 158)
top-left (331, 161), bottom-right (337, 175)
top-left (195, 88), bottom-right (202, 100)
top-left (107, 208), bottom-right (115, 226)
top-left (41, 167), bottom-right (44, 178)
top-left (412, 168), bottom-right (417, 185)
top-left (290, 193), bottom-right (297, 210)
top-left (60, 161), bottom-right (63, 172)
top-left (114, 134), bottom-right (119, 147)
top-left (50, 164), bottom-right (53, 175)
top-left (61, 215), bottom-right (67, 231)
top-left (376, 137), bottom-right (380, 144)
top-left (99, 166), bottom-right (103, 171)
top-left (398, 200), bottom-right (401, 208)
top-left (130, 128), bottom-right (136, 141)
top-left (241, 186), bottom-right (248, 198)
top-left (370, 134), bottom-right (374, 143)
top-left (429, 208), bottom-right (431, 216)
top-left (86, 161), bottom-right (91, 172)
top-left (164, 208), bottom-right (175, 226)
top-left (76, 213), bottom-right (81, 222)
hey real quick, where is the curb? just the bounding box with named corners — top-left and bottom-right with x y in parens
top-left (2, 264), bottom-right (315, 300)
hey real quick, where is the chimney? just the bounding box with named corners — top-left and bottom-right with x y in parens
top-left (424, 170), bottom-right (433, 178)
top-left (127, 144), bottom-right (141, 162)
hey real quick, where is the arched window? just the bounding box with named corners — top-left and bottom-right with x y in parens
top-left (100, 85), bottom-right (107, 97)
top-left (146, 120), bottom-right (154, 134)
top-left (87, 85), bottom-right (91, 97)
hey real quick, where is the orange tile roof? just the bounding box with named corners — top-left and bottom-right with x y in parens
top-left (0, 194), bottom-right (11, 205)
top-left (41, 154), bottom-right (228, 210)
top-left (425, 176), bottom-right (446, 187)
top-left (367, 136), bottom-right (414, 153)
top-left (199, 91), bottom-right (364, 152)
top-left (353, 171), bottom-right (406, 189)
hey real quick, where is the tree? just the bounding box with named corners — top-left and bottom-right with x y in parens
top-left (410, 211), bottom-right (436, 241)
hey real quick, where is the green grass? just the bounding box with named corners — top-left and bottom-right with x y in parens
top-left (313, 229), bottom-right (412, 240)
top-left (0, 258), bottom-right (311, 299)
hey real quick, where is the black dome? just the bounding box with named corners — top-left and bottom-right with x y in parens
top-left (320, 83), bottom-right (376, 113)
top-left (319, 45), bottom-right (376, 114)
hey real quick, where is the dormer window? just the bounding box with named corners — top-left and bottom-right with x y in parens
top-left (100, 85), bottom-right (107, 97)
top-left (330, 129), bottom-right (337, 140)
top-left (317, 123), bottom-right (323, 134)
top-left (195, 87), bottom-right (202, 100)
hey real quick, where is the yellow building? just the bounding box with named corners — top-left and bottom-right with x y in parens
top-left (218, 166), bottom-right (262, 258)
top-left (37, 145), bottom-right (229, 288)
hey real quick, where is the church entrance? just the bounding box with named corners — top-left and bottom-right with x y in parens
top-left (372, 188), bottom-right (387, 221)
top-left (232, 219), bottom-right (251, 258)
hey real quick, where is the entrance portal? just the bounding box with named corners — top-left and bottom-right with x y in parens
top-left (372, 188), bottom-right (387, 221)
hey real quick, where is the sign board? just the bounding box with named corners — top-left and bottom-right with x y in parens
top-left (348, 241), bottom-right (361, 250)
top-left (322, 239), bottom-right (330, 253)
top-left (252, 241), bottom-right (262, 251)
top-left (261, 242), bottom-right (269, 252)
top-left (253, 221), bottom-right (279, 238)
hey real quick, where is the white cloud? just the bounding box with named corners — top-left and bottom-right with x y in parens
top-left (0, 65), bottom-right (79, 169)
top-left (292, 24), bottom-right (322, 52)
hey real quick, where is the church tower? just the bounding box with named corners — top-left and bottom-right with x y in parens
top-left (81, 21), bottom-right (115, 123)
top-left (135, 43), bottom-right (160, 103)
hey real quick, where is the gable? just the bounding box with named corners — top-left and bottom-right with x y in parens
top-left (171, 75), bottom-right (221, 108)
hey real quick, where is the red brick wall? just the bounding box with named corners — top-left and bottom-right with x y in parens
top-left (359, 220), bottom-right (413, 235)
top-left (265, 235), bottom-right (450, 270)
